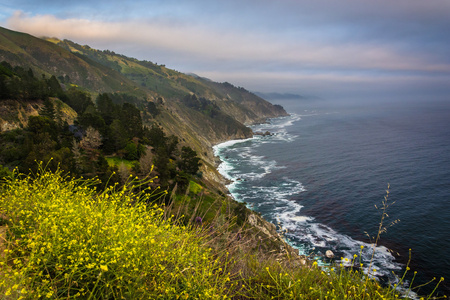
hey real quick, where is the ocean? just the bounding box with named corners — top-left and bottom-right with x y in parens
top-left (213, 98), bottom-right (450, 296)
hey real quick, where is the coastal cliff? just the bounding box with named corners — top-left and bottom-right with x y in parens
top-left (0, 26), bottom-right (288, 194)
top-left (0, 26), bottom-right (293, 257)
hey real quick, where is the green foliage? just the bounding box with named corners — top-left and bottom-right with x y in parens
top-left (238, 256), bottom-right (386, 299)
top-left (109, 93), bottom-right (142, 106)
top-left (189, 180), bottom-right (203, 194)
top-left (0, 84), bottom-right (197, 190)
top-left (107, 119), bottom-right (128, 151)
top-left (105, 157), bottom-right (134, 169)
top-left (124, 141), bottom-right (138, 160)
top-left (47, 75), bottom-right (64, 97)
top-left (146, 101), bottom-right (160, 117)
top-left (0, 61), bottom-right (14, 77)
top-left (0, 129), bottom-right (27, 162)
top-left (0, 62), bottom-right (65, 101)
top-left (236, 248), bottom-right (445, 299)
top-left (120, 102), bottom-right (143, 138)
top-left (27, 115), bottom-right (59, 141)
top-left (96, 93), bottom-right (115, 123)
top-left (61, 88), bottom-right (94, 114)
top-left (179, 146), bottom-right (201, 175)
top-left (181, 94), bottom-right (220, 118)
top-left (40, 98), bottom-right (56, 120)
top-left (77, 108), bottom-right (106, 130)
top-left (147, 125), bottom-right (167, 149)
top-left (0, 164), bottom-right (12, 179)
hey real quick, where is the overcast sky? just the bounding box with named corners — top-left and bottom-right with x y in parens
top-left (1, 0), bottom-right (450, 101)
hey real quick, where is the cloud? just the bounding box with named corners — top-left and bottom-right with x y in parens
top-left (7, 10), bottom-right (449, 76)
top-left (4, 1), bottom-right (450, 99)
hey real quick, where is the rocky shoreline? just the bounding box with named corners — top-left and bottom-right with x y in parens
top-left (210, 120), bottom-right (308, 266)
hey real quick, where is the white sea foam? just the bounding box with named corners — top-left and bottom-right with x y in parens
top-left (289, 215), bottom-right (312, 222)
top-left (253, 114), bottom-right (303, 131)
top-left (280, 214), bottom-right (401, 276)
top-left (213, 137), bottom-right (254, 154)
top-left (216, 158), bottom-right (234, 181)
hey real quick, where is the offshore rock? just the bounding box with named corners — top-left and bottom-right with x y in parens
top-left (325, 250), bottom-right (335, 258)
top-left (254, 131), bottom-right (273, 137)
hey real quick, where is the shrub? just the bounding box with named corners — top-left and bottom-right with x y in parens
top-left (0, 168), bottom-right (233, 299)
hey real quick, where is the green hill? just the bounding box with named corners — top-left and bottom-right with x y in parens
top-left (50, 38), bottom-right (288, 125)
top-left (0, 26), bottom-right (287, 170)
top-left (0, 27), bottom-right (146, 97)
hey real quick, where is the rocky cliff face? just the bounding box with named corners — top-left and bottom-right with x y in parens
top-left (0, 99), bottom-right (77, 132)
top-left (0, 100), bottom-right (38, 131)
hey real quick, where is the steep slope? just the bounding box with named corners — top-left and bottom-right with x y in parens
top-left (0, 27), bottom-right (147, 97)
top-left (51, 39), bottom-right (288, 125)
top-left (0, 98), bottom-right (77, 132)
top-left (199, 80), bottom-right (288, 124)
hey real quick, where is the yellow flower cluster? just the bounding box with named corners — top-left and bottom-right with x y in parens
top-left (0, 169), bottom-right (231, 299)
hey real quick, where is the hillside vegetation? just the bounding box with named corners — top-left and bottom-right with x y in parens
top-left (51, 38), bottom-right (287, 125)
top-left (0, 26), bottom-right (288, 183)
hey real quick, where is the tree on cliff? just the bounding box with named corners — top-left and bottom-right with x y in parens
top-left (80, 126), bottom-right (102, 151)
top-left (40, 98), bottom-right (56, 120)
top-left (179, 146), bottom-right (201, 175)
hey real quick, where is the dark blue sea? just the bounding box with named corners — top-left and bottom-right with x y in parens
top-left (213, 98), bottom-right (450, 297)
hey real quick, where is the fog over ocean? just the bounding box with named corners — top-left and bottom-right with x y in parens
top-left (214, 97), bottom-right (450, 296)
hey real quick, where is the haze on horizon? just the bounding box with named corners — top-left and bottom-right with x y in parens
top-left (1, 0), bottom-right (450, 102)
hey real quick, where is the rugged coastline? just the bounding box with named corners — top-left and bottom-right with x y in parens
top-left (209, 114), bottom-right (307, 264)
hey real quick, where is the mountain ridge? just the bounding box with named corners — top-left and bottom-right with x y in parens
top-left (49, 37), bottom-right (288, 125)
top-left (0, 26), bottom-right (288, 185)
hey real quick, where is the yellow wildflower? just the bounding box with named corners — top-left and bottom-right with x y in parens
top-left (100, 264), bottom-right (108, 272)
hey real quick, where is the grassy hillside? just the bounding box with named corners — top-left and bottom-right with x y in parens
top-left (53, 39), bottom-right (207, 99)
top-left (0, 27), bottom-right (148, 97)
top-left (50, 38), bottom-right (288, 124)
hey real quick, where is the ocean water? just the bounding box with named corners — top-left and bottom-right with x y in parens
top-left (213, 98), bottom-right (450, 296)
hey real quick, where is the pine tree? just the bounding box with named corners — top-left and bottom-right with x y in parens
top-left (40, 98), bottom-right (56, 120)
top-left (179, 146), bottom-right (201, 175)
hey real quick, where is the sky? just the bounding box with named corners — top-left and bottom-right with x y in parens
top-left (1, 0), bottom-right (450, 101)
